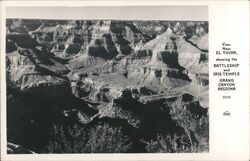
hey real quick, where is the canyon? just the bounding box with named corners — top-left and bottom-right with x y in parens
top-left (6, 19), bottom-right (209, 153)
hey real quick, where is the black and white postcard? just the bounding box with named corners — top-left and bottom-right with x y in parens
top-left (0, 1), bottom-right (249, 161)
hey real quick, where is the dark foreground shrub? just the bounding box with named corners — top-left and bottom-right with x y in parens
top-left (44, 123), bottom-right (132, 153)
top-left (45, 124), bottom-right (88, 153)
top-left (151, 97), bottom-right (209, 153)
top-left (146, 97), bottom-right (209, 153)
top-left (145, 133), bottom-right (207, 153)
top-left (84, 124), bottom-right (132, 153)
top-left (169, 98), bottom-right (209, 152)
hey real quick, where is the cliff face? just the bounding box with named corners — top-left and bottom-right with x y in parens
top-left (6, 19), bottom-right (209, 153)
top-left (6, 45), bottom-right (71, 100)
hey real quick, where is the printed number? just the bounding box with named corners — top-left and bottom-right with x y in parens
top-left (222, 96), bottom-right (231, 99)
